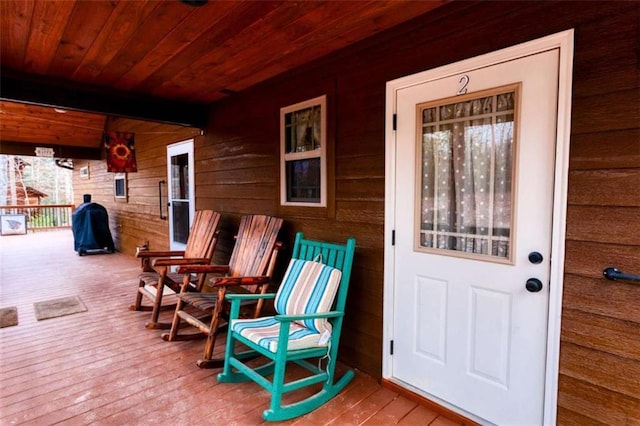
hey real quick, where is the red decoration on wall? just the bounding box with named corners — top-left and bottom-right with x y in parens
top-left (104, 131), bottom-right (137, 172)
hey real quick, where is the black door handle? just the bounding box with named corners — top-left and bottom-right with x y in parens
top-left (603, 267), bottom-right (640, 283)
top-left (528, 251), bottom-right (543, 264)
top-left (158, 180), bottom-right (166, 220)
top-left (526, 278), bottom-right (543, 293)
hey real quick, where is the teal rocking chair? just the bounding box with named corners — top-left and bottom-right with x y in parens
top-left (217, 232), bottom-right (356, 421)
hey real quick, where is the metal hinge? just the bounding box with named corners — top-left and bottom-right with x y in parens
top-left (392, 114), bottom-right (397, 131)
top-left (390, 340), bottom-right (394, 355)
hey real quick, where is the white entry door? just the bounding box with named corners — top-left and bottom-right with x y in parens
top-left (390, 50), bottom-right (560, 425)
top-left (167, 139), bottom-right (195, 251)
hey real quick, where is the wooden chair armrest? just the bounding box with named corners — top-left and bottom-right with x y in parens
top-left (274, 311), bottom-right (343, 322)
top-left (152, 257), bottom-right (211, 267)
top-left (136, 250), bottom-right (185, 259)
top-left (176, 264), bottom-right (230, 274)
top-left (209, 275), bottom-right (271, 288)
top-left (226, 293), bottom-right (276, 301)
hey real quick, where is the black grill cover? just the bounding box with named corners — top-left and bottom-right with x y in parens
top-left (72, 202), bottom-right (115, 255)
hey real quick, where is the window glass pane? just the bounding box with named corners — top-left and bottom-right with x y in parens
top-left (172, 200), bottom-right (189, 244)
top-left (418, 91), bottom-right (515, 259)
top-left (114, 178), bottom-right (125, 197)
top-left (286, 158), bottom-right (321, 203)
top-left (284, 105), bottom-right (321, 154)
top-left (171, 153), bottom-right (189, 200)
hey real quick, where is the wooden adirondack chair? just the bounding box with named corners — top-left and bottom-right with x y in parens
top-left (130, 210), bottom-right (221, 329)
top-left (217, 232), bottom-right (356, 421)
top-left (161, 214), bottom-right (284, 369)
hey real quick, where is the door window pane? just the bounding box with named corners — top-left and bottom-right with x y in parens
top-left (172, 200), bottom-right (189, 244)
top-left (171, 153), bottom-right (189, 200)
top-left (417, 90), bottom-right (516, 260)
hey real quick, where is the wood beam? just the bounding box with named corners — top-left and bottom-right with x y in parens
top-left (0, 140), bottom-right (102, 160)
top-left (0, 70), bottom-right (208, 128)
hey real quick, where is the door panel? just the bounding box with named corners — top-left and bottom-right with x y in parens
top-left (468, 286), bottom-right (511, 386)
top-left (416, 276), bottom-right (447, 363)
top-left (392, 50), bottom-right (559, 425)
top-left (167, 140), bottom-right (195, 251)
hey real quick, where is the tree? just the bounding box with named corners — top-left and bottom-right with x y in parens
top-left (0, 155), bottom-right (73, 205)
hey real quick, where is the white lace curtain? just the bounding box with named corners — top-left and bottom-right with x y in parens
top-left (419, 92), bottom-right (515, 258)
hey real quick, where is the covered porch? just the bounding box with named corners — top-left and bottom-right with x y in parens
top-left (0, 231), bottom-right (462, 425)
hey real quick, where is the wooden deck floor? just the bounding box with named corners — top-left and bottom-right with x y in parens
top-left (1, 231), bottom-right (463, 425)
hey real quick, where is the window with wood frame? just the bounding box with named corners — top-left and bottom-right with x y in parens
top-left (280, 95), bottom-right (327, 207)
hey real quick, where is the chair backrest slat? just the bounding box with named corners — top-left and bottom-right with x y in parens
top-left (184, 210), bottom-right (221, 260)
top-left (228, 215), bottom-right (284, 279)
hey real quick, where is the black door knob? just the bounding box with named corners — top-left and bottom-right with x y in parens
top-left (526, 278), bottom-right (543, 292)
top-left (528, 252), bottom-right (543, 264)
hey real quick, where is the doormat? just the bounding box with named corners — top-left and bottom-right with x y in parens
top-left (0, 306), bottom-right (18, 328)
top-left (34, 296), bottom-right (87, 321)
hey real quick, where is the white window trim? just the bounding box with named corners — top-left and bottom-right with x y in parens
top-left (280, 95), bottom-right (327, 207)
top-left (114, 172), bottom-right (127, 199)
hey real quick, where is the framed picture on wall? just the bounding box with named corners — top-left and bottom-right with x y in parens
top-left (0, 214), bottom-right (27, 236)
top-left (79, 165), bottom-right (89, 179)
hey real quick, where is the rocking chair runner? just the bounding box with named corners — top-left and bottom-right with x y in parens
top-left (130, 210), bottom-right (221, 329)
top-left (161, 215), bottom-right (284, 369)
top-left (217, 232), bottom-right (356, 421)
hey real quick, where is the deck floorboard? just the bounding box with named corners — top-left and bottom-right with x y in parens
top-left (1, 231), bottom-right (463, 425)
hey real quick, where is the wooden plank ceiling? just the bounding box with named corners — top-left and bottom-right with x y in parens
top-left (0, 0), bottom-right (447, 156)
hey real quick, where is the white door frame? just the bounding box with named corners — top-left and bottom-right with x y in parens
top-left (383, 30), bottom-right (574, 424)
top-left (167, 139), bottom-right (196, 251)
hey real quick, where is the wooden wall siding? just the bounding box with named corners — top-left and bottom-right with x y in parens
top-left (73, 117), bottom-right (200, 256)
top-left (71, 0), bottom-right (639, 422)
top-left (558, 2), bottom-right (640, 422)
top-left (191, 1), bottom-right (640, 422)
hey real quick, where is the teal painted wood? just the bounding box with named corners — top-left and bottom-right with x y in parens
top-left (218, 231), bottom-right (357, 421)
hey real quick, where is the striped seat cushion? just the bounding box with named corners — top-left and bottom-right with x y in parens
top-left (231, 317), bottom-right (327, 352)
top-left (177, 286), bottom-right (253, 312)
top-left (231, 259), bottom-right (341, 352)
top-left (177, 292), bottom-right (218, 311)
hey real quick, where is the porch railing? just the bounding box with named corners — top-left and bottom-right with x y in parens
top-left (0, 204), bottom-right (75, 232)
